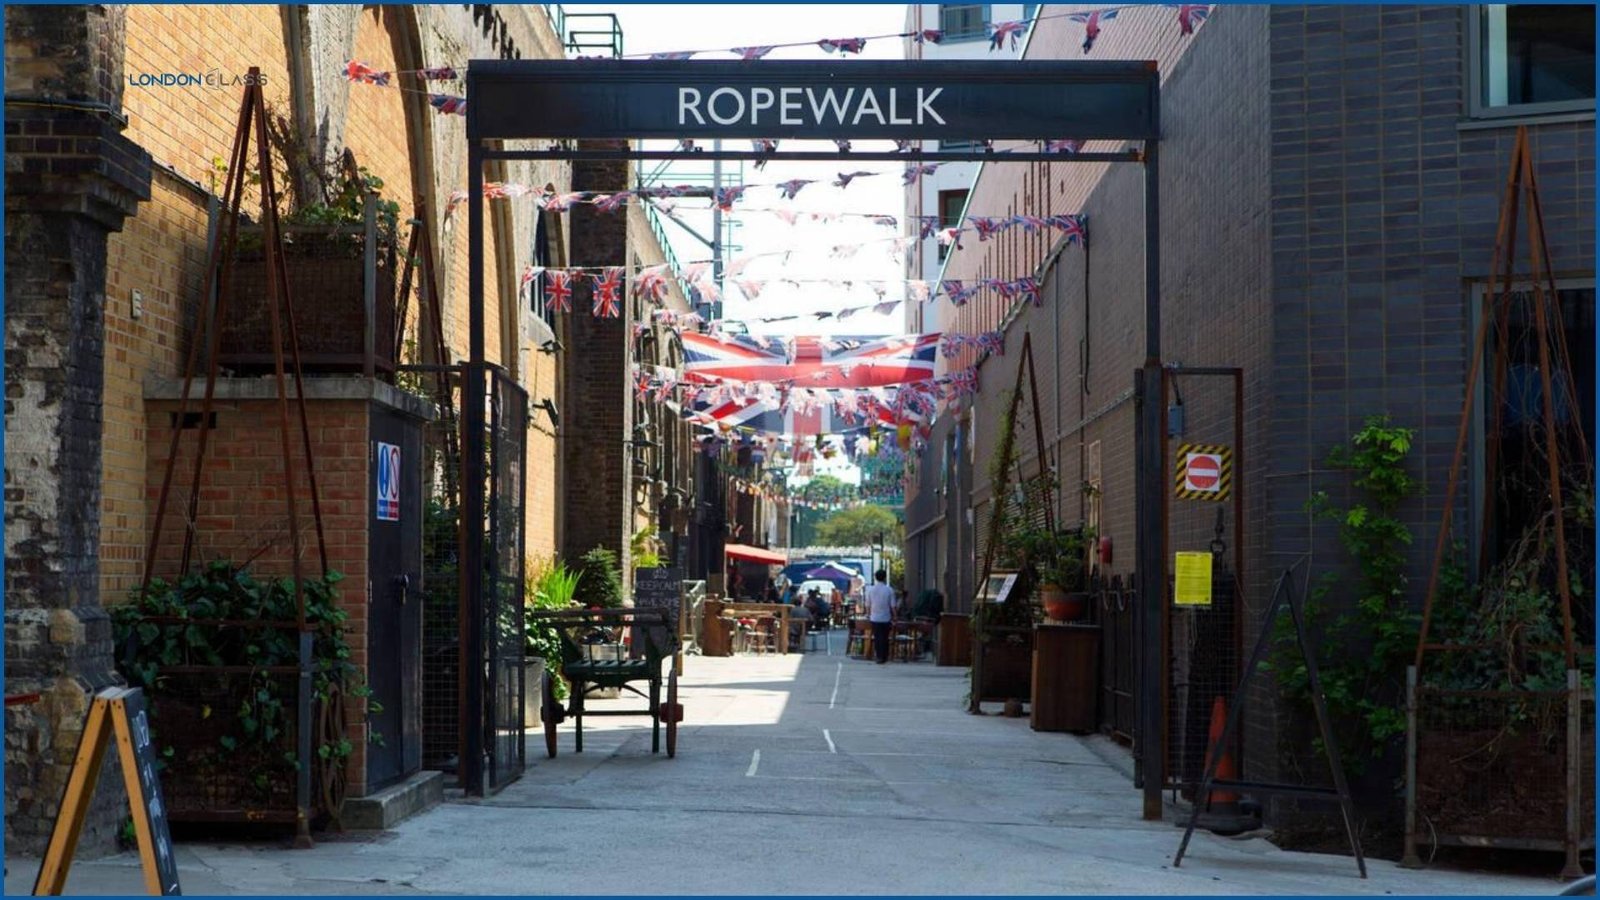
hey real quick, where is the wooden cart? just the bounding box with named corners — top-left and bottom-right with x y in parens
top-left (527, 607), bottom-right (682, 758)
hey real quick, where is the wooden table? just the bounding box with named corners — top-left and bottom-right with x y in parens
top-left (718, 602), bottom-right (792, 654)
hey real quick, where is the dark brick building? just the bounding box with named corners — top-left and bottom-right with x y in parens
top-left (905, 3), bottom-right (1593, 820)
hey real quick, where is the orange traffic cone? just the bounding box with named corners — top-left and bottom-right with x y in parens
top-left (1196, 695), bottom-right (1259, 836)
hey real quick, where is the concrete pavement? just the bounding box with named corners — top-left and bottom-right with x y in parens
top-left (6, 634), bottom-right (1565, 894)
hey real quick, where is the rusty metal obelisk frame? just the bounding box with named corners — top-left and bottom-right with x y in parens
top-left (1403, 127), bottom-right (1593, 877)
top-left (968, 332), bottom-right (1055, 715)
top-left (142, 69), bottom-right (329, 848)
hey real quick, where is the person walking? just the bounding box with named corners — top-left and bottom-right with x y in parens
top-left (865, 569), bottom-right (895, 665)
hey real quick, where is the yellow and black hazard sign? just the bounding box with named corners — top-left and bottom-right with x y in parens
top-left (1174, 443), bottom-right (1232, 501)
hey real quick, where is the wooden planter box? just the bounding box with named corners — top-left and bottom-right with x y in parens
top-left (220, 225), bottom-right (397, 374)
top-left (975, 626), bottom-right (1033, 703)
top-left (1407, 675), bottom-right (1595, 875)
top-left (937, 613), bottom-right (971, 667)
top-left (1031, 623), bottom-right (1099, 733)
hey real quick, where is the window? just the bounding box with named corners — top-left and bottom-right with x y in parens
top-left (940, 4), bottom-right (989, 42)
top-left (1469, 5), bottom-right (1595, 118)
top-left (530, 211), bottom-right (554, 328)
top-left (936, 188), bottom-right (968, 262)
top-left (1472, 281), bottom-right (1595, 573)
top-left (938, 139), bottom-right (981, 153)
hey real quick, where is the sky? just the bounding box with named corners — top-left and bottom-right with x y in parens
top-left (562, 4), bottom-right (917, 339)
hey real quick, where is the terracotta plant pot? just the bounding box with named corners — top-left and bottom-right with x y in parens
top-left (1040, 585), bottom-right (1087, 621)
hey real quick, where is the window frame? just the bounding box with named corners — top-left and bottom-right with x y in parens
top-left (939, 4), bottom-right (991, 42)
top-left (935, 188), bottom-right (969, 262)
top-left (1466, 4), bottom-right (1596, 120)
top-left (1467, 276), bottom-right (1595, 575)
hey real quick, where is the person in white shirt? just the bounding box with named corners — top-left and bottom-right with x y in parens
top-left (864, 569), bottom-right (896, 665)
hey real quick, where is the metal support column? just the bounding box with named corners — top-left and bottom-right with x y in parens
top-left (1136, 142), bottom-right (1165, 821)
top-left (461, 140), bottom-right (487, 796)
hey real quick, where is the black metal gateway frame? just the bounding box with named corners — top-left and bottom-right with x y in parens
top-left (462, 58), bottom-right (1168, 812)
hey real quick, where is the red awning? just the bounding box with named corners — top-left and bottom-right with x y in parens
top-left (724, 543), bottom-right (787, 565)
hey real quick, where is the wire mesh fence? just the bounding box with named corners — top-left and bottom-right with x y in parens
top-left (1163, 369), bottom-right (1244, 795)
top-left (1414, 680), bottom-right (1594, 849)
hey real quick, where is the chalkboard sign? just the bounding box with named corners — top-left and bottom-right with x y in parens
top-left (633, 567), bottom-right (683, 658)
top-left (118, 690), bottom-right (181, 895)
top-left (35, 687), bottom-right (181, 896)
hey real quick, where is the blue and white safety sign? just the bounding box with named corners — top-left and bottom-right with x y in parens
top-left (376, 441), bottom-right (401, 522)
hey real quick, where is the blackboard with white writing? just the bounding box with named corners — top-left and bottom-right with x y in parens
top-left (121, 689), bottom-right (181, 895)
top-left (633, 568), bottom-right (683, 658)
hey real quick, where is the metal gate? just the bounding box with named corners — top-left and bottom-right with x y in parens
top-left (415, 363), bottom-right (526, 792)
top-left (1096, 573), bottom-right (1138, 744)
top-left (1160, 367), bottom-right (1245, 796)
top-left (484, 365), bottom-right (527, 790)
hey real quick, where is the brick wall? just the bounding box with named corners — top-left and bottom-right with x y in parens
top-left (5, 3), bottom-right (154, 856)
top-left (144, 397), bottom-right (374, 794)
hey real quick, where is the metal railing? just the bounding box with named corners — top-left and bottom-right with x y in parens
top-left (563, 12), bottom-right (623, 58)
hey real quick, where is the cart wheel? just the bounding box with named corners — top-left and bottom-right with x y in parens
top-left (541, 670), bottom-right (559, 759)
top-left (665, 669), bottom-right (680, 759)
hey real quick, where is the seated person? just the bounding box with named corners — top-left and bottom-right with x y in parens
top-left (806, 590), bottom-right (831, 628)
top-left (787, 597), bottom-right (812, 649)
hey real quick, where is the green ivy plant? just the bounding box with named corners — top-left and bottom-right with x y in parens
top-left (112, 561), bottom-right (375, 810)
top-left (1271, 416), bottom-right (1420, 773)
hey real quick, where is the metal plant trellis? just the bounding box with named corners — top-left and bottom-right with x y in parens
top-left (462, 57), bottom-right (1166, 802)
top-left (141, 69), bottom-right (328, 846)
top-left (1403, 126), bottom-right (1595, 878)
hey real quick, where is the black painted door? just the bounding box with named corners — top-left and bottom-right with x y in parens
top-left (368, 406), bottom-right (423, 791)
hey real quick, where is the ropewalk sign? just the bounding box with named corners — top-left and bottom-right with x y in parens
top-left (467, 59), bottom-right (1159, 142)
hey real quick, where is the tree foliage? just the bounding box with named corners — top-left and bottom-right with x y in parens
top-left (815, 505), bottom-right (903, 548)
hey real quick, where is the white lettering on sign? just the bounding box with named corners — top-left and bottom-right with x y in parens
top-left (675, 85), bottom-right (947, 128)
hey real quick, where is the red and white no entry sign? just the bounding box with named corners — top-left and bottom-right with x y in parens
top-left (1185, 453), bottom-right (1222, 492)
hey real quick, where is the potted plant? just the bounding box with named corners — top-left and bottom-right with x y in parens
top-left (525, 558), bottom-right (580, 724)
top-left (221, 164), bottom-right (401, 375)
top-left (1020, 526), bottom-right (1092, 622)
top-left (571, 546), bottom-right (626, 698)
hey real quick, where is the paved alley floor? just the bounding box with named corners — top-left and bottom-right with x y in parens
top-left (6, 637), bottom-right (1569, 895)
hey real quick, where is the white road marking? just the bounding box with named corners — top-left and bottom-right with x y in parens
top-left (829, 661), bottom-right (842, 709)
top-left (745, 748), bottom-right (761, 777)
top-left (823, 729), bottom-right (836, 753)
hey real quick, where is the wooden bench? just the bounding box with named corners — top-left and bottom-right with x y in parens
top-left (526, 607), bottom-right (682, 758)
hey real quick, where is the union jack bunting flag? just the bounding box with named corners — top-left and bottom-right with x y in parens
top-left (1174, 4), bottom-right (1211, 35)
top-left (916, 217), bottom-right (942, 240)
top-left (634, 370), bottom-right (653, 402)
top-left (902, 163), bottom-right (940, 186)
top-left (544, 270), bottom-right (573, 313)
top-left (988, 20), bottom-right (1028, 51)
top-left (776, 179), bottom-right (813, 200)
top-left (680, 332), bottom-right (941, 388)
top-left (419, 66), bottom-right (457, 81)
top-left (428, 94), bottom-right (466, 116)
top-left (633, 267), bottom-right (671, 303)
top-left (543, 192), bottom-right (586, 211)
top-left (592, 268), bottom-right (623, 318)
top-left (650, 51), bottom-right (696, 61)
top-left (714, 186), bottom-right (745, 211)
top-left (594, 191), bottom-right (631, 213)
top-left (344, 60), bottom-right (390, 85)
top-left (818, 37), bottom-right (867, 54)
top-left (732, 45), bottom-right (775, 60)
top-left (1068, 9), bottom-right (1118, 53)
top-left (971, 217), bottom-right (1007, 241)
top-left (976, 331), bottom-right (1006, 355)
top-left (1010, 214), bottom-right (1051, 234)
top-left (941, 280), bottom-right (967, 306)
top-left (834, 170), bottom-right (873, 188)
top-left (1017, 276), bottom-right (1042, 307)
top-left (1045, 139), bottom-right (1084, 154)
top-left (913, 29), bottom-right (944, 45)
top-left (1051, 213), bottom-right (1089, 247)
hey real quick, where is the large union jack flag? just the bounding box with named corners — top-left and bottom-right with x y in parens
top-left (679, 332), bottom-right (941, 388)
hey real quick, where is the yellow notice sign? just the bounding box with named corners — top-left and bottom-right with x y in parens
top-left (1174, 552), bottom-right (1213, 607)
